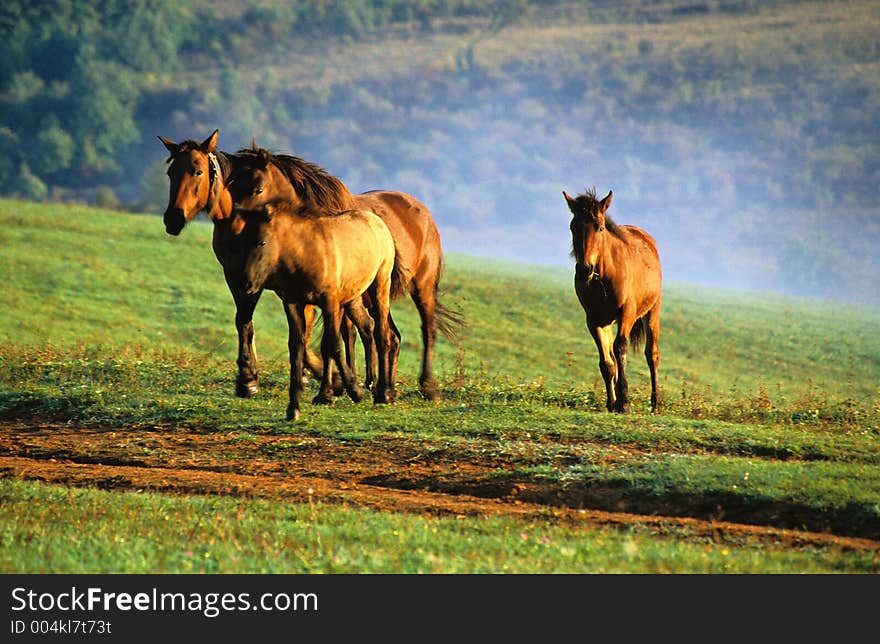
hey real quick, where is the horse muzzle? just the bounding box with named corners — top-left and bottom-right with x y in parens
top-left (163, 208), bottom-right (186, 236)
top-left (575, 263), bottom-right (598, 283)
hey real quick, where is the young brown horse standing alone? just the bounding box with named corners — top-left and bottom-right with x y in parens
top-left (564, 188), bottom-right (662, 413)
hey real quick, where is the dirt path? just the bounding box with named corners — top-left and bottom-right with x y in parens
top-left (1, 420), bottom-right (877, 553)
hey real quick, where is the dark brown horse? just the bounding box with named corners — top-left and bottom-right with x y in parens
top-left (227, 143), bottom-right (463, 400)
top-left (159, 130), bottom-right (335, 398)
top-left (564, 187), bottom-right (662, 413)
top-left (231, 201), bottom-right (399, 420)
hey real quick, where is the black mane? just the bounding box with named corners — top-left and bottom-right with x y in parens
top-left (235, 146), bottom-right (354, 212)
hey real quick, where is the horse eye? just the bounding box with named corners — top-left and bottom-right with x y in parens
top-left (254, 187), bottom-right (263, 195)
top-left (598, 226), bottom-right (605, 232)
top-left (194, 170), bottom-right (204, 177)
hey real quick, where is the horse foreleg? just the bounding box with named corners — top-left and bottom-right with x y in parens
top-left (233, 289), bottom-right (262, 398)
top-left (589, 324), bottom-right (617, 412)
top-left (283, 301), bottom-right (308, 422)
top-left (370, 286), bottom-right (396, 405)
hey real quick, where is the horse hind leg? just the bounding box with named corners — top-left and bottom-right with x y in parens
top-left (314, 302), bottom-right (363, 405)
top-left (411, 280), bottom-right (440, 401)
top-left (341, 314), bottom-right (358, 384)
top-left (302, 306), bottom-right (346, 396)
top-left (389, 312), bottom-right (401, 391)
top-left (343, 298), bottom-right (375, 393)
top-left (643, 306), bottom-right (661, 414)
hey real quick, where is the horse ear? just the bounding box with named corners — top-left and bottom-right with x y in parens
top-left (258, 148), bottom-right (270, 169)
top-left (562, 191), bottom-right (576, 211)
top-left (599, 190), bottom-right (613, 213)
top-left (202, 129), bottom-right (219, 153)
top-left (158, 135), bottom-right (178, 154)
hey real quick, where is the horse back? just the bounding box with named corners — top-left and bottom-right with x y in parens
top-left (355, 190), bottom-right (441, 282)
top-left (308, 209), bottom-right (396, 301)
top-left (618, 224), bottom-right (662, 310)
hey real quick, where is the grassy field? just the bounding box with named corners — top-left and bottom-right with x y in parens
top-left (1, 199), bottom-right (879, 573)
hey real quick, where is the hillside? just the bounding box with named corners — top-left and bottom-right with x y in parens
top-left (2, 200), bottom-right (880, 575)
top-left (2, 199), bottom-right (879, 411)
top-left (1, 0), bottom-right (879, 304)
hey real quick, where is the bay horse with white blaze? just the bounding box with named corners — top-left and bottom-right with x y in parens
top-left (564, 187), bottom-right (662, 413)
top-left (231, 200), bottom-right (399, 421)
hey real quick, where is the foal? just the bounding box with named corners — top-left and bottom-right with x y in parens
top-left (564, 188), bottom-right (662, 413)
top-left (232, 200), bottom-right (399, 421)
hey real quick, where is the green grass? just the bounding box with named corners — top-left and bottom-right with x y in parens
top-left (2, 479), bottom-right (875, 574)
top-left (1, 199), bottom-right (879, 572)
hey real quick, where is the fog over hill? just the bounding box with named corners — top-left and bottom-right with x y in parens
top-left (3, 1), bottom-right (878, 304)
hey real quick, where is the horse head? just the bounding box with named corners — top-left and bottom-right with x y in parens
top-left (228, 143), bottom-right (298, 211)
top-left (231, 204), bottom-right (283, 296)
top-left (564, 187), bottom-right (613, 279)
top-left (158, 129), bottom-right (227, 235)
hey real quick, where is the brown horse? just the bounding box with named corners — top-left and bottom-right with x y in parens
top-left (227, 143), bottom-right (463, 400)
top-left (159, 130), bottom-right (336, 398)
top-left (564, 187), bottom-right (662, 413)
top-left (231, 201), bottom-right (399, 420)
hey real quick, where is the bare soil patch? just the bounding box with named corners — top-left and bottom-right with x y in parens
top-left (1, 419), bottom-right (877, 553)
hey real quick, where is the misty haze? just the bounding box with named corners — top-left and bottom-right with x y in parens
top-left (2, 1), bottom-right (878, 304)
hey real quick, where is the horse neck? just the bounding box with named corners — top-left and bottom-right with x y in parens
top-left (207, 186), bottom-right (233, 221)
top-left (594, 233), bottom-right (614, 273)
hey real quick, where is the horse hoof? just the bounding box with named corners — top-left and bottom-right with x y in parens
top-left (236, 382), bottom-right (259, 398)
top-left (420, 385), bottom-right (440, 402)
top-left (286, 406), bottom-right (301, 422)
top-left (312, 393), bottom-right (333, 405)
top-left (373, 390), bottom-right (396, 405)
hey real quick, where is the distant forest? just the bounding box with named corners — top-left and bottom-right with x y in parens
top-left (1, 0), bottom-right (878, 303)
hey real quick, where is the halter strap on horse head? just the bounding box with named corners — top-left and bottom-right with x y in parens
top-left (204, 150), bottom-right (223, 217)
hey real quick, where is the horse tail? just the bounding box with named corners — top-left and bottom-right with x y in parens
top-left (390, 249), bottom-right (411, 301)
top-left (433, 255), bottom-right (465, 342)
top-left (629, 315), bottom-right (647, 353)
top-left (435, 299), bottom-right (465, 342)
